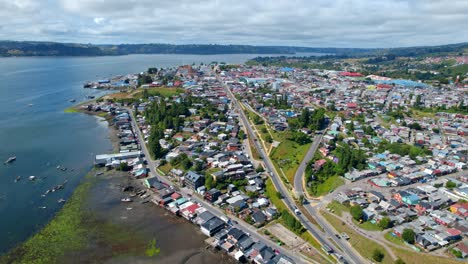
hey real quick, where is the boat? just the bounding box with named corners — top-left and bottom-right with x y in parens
top-left (4, 156), bottom-right (16, 165)
top-left (121, 197), bottom-right (132, 203)
top-left (14, 176), bottom-right (21, 182)
top-left (28, 104), bottom-right (34, 107)
top-left (86, 95), bottom-right (95, 99)
top-left (69, 99), bottom-right (76, 103)
top-left (39, 206), bottom-right (47, 209)
top-left (60, 167), bottom-right (67, 171)
top-left (56, 165), bottom-right (61, 169)
top-left (29, 176), bottom-right (36, 181)
top-left (58, 199), bottom-right (66, 203)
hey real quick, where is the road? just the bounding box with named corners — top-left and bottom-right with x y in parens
top-left (293, 133), bottom-right (323, 196)
top-left (220, 79), bottom-right (367, 264)
top-left (127, 109), bottom-right (311, 264)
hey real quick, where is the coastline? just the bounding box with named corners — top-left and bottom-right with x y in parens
top-left (1, 101), bottom-right (235, 264)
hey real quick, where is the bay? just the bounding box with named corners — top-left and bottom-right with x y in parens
top-left (0, 53), bottom-right (322, 256)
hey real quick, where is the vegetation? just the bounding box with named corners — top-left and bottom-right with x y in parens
top-left (288, 108), bottom-right (326, 131)
top-left (281, 210), bottom-right (305, 233)
top-left (372, 249), bottom-right (385, 262)
top-left (377, 140), bottom-right (431, 160)
top-left (402, 229), bottom-right (415, 244)
top-left (145, 239), bottom-right (161, 257)
top-left (350, 205), bottom-right (364, 221)
top-left (326, 201), bottom-right (349, 217)
top-left (378, 217), bottom-right (393, 230)
top-left (270, 138), bottom-right (311, 183)
top-left (446, 180), bottom-right (457, 189)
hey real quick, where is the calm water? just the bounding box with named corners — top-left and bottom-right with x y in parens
top-left (0, 53), bottom-right (308, 254)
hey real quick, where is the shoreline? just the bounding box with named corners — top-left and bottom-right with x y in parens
top-left (1, 100), bottom-right (235, 264)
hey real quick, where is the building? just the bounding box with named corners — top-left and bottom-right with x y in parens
top-left (201, 217), bottom-right (225, 236)
top-left (204, 188), bottom-right (221, 203)
top-left (185, 171), bottom-right (204, 190)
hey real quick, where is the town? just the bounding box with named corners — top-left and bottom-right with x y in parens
top-left (83, 55), bottom-right (467, 264)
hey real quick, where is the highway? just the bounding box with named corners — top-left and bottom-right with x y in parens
top-left (127, 109), bottom-right (311, 264)
top-left (293, 133), bottom-right (323, 196)
top-left (220, 79), bottom-right (367, 264)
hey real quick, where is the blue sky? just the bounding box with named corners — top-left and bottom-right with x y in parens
top-left (1, 0), bottom-right (467, 48)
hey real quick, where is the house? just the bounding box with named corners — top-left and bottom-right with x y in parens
top-left (453, 241), bottom-right (468, 258)
top-left (201, 217), bottom-right (226, 236)
top-left (237, 236), bottom-right (255, 253)
top-left (450, 203), bottom-right (468, 217)
top-left (227, 228), bottom-right (247, 244)
top-left (185, 171), bottom-right (204, 190)
top-left (204, 188), bottom-right (221, 203)
top-left (251, 210), bottom-right (267, 226)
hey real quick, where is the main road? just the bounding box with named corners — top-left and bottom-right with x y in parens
top-left (220, 78), bottom-right (366, 264)
top-left (127, 108), bottom-right (312, 264)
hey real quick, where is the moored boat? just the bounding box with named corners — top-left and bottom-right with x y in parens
top-left (4, 156), bottom-right (16, 165)
top-left (121, 197), bottom-right (132, 202)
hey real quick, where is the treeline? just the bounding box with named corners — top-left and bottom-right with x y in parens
top-left (145, 99), bottom-right (190, 159)
top-left (288, 108), bottom-right (326, 131)
top-left (376, 141), bottom-right (432, 160)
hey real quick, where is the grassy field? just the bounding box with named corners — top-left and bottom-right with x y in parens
top-left (312, 176), bottom-right (344, 197)
top-left (134, 87), bottom-right (185, 98)
top-left (270, 139), bottom-right (311, 184)
top-left (64, 107), bottom-right (79, 113)
top-left (326, 201), bottom-right (349, 217)
top-left (322, 211), bottom-right (393, 264)
top-left (265, 178), bottom-right (288, 213)
top-left (384, 231), bottom-right (406, 247)
top-left (353, 219), bottom-right (383, 231)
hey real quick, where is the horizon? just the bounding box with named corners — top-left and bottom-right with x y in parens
top-left (1, 0), bottom-right (467, 48)
top-left (1, 39), bottom-right (467, 50)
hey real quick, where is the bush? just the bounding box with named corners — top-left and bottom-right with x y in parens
top-left (446, 180), bottom-right (457, 189)
top-left (350, 205), bottom-right (364, 221)
top-left (372, 249), bottom-right (385, 262)
top-left (402, 229), bottom-right (415, 244)
top-left (378, 217), bottom-right (392, 229)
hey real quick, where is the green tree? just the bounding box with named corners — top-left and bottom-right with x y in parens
top-left (394, 258), bottom-right (406, 264)
top-left (256, 166), bottom-right (265, 173)
top-left (372, 249), bottom-right (385, 262)
top-left (350, 205), bottom-right (364, 221)
top-left (265, 134), bottom-right (273, 143)
top-left (378, 217), bottom-right (392, 229)
top-left (205, 175), bottom-right (214, 190)
top-left (446, 180), bottom-right (457, 189)
top-left (402, 229), bottom-right (415, 244)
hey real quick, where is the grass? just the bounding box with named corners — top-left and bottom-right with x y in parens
top-left (1, 171), bottom-right (160, 264)
top-left (1, 173), bottom-right (96, 263)
top-left (326, 201), bottom-right (349, 217)
top-left (248, 138), bottom-right (261, 160)
top-left (353, 219), bottom-right (383, 231)
top-left (158, 162), bottom-right (173, 175)
top-left (64, 107), bottom-right (78, 113)
top-left (384, 231), bottom-right (406, 247)
top-left (135, 87), bottom-right (185, 98)
top-left (270, 139), bottom-right (311, 184)
top-left (321, 211), bottom-right (393, 264)
top-left (265, 178), bottom-right (288, 213)
top-left (312, 176), bottom-right (344, 197)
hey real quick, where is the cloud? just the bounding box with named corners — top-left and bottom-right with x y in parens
top-left (0, 0), bottom-right (466, 47)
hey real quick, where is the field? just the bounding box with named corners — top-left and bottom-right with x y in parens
top-left (326, 200), bottom-right (349, 217)
top-left (102, 87), bottom-right (184, 101)
top-left (270, 139), bottom-right (311, 184)
top-left (311, 175), bottom-right (344, 197)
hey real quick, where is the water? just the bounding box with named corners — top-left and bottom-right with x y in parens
top-left (0, 53), bottom-right (312, 254)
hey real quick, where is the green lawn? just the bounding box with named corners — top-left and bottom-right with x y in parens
top-left (312, 176), bottom-right (344, 197)
top-left (326, 201), bottom-right (349, 217)
top-left (64, 107), bottom-right (79, 113)
top-left (265, 178), bottom-right (288, 213)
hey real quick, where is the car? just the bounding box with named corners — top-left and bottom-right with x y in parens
top-left (335, 234), bottom-right (341, 239)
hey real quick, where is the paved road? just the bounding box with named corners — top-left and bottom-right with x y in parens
top-left (127, 109), bottom-right (311, 264)
top-left (221, 80), bottom-right (368, 264)
top-left (293, 134), bottom-right (323, 196)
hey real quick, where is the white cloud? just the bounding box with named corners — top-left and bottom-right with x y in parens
top-left (0, 0), bottom-right (466, 47)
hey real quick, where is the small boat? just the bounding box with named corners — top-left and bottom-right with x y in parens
top-left (39, 206), bottom-right (47, 209)
top-left (58, 199), bottom-right (66, 203)
top-left (28, 104), bottom-right (34, 107)
top-left (121, 197), bottom-right (132, 203)
top-left (86, 95), bottom-right (95, 99)
top-left (56, 165), bottom-right (61, 169)
top-left (69, 99), bottom-right (76, 103)
top-left (14, 176), bottom-right (21, 182)
top-left (4, 156), bottom-right (16, 165)
top-left (60, 167), bottom-right (67, 171)
top-left (45, 190), bottom-right (51, 195)
top-left (29, 176), bottom-right (36, 181)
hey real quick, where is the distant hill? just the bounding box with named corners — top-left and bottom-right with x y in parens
top-left (0, 40), bottom-right (466, 57)
top-left (0, 41), bottom-right (373, 57)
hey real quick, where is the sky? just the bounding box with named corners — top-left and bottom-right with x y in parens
top-left (1, 0), bottom-right (467, 48)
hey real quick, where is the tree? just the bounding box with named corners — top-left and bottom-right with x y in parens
top-left (350, 205), bottom-right (364, 221)
top-left (265, 134), bottom-right (273, 143)
top-left (378, 217), bottom-right (392, 229)
top-left (372, 249), bottom-right (385, 262)
top-left (256, 166), bottom-right (265, 173)
top-left (205, 175), bottom-right (214, 190)
top-left (117, 162), bottom-right (130, 171)
top-left (402, 229), bottom-right (415, 244)
top-left (446, 180), bottom-right (457, 189)
top-left (394, 258), bottom-right (406, 264)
